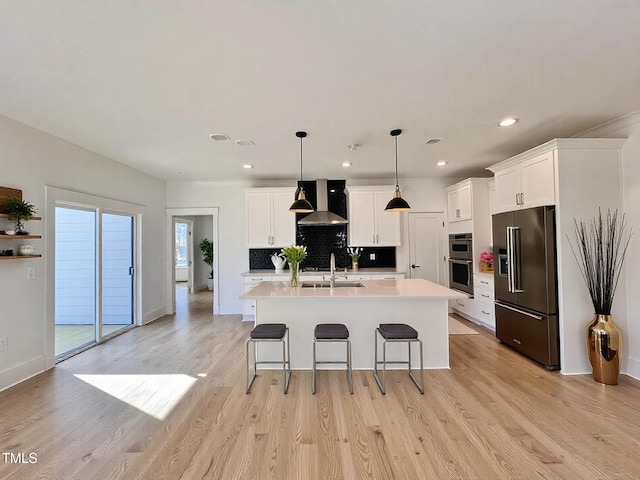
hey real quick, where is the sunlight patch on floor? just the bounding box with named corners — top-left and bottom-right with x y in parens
top-left (75, 374), bottom-right (198, 420)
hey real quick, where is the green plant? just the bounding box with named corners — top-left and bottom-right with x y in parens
top-left (4, 198), bottom-right (37, 232)
top-left (199, 238), bottom-right (214, 278)
top-left (281, 244), bottom-right (307, 264)
top-left (569, 208), bottom-right (632, 314)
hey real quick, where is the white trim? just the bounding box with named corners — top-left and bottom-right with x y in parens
top-left (626, 357), bottom-right (640, 381)
top-left (0, 356), bottom-right (46, 392)
top-left (166, 208), bottom-right (220, 315)
top-left (486, 138), bottom-right (627, 173)
top-left (574, 110), bottom-right (640, 138)
top-left (144, 307), bottom-right (168, 325)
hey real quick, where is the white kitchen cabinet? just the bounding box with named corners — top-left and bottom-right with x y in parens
top-left (491, 151), bottom-right (555, 214)
top-left (242, 275), bottom-right (273, 320)
top-left (447, 181), bottom-right (472, 222)
top-left (346, 187), bottom-right (401, 246)
top-left (245, 188), bottom-right (296, 247)
top-left (472, 273), bottom-right (495, 330)
top-left (451, 273), bottom-right (495, 330)
top-left (445, 178), bottom-right (492, 273)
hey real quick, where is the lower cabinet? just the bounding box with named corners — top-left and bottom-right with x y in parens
top-left (243, 275), bottom-right (273, 320)
top-left (451, 273), bottom-right (495, 331)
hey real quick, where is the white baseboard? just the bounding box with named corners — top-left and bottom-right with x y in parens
top-left (0, 356), bottom-right (46, 392)
top-left (624, 356), bottom-right (640, 381)
top-left (144, 307), bottom-right (167, 325)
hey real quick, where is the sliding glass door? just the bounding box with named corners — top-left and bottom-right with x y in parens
top-left (101, 213), bottom-right (134, 337)
top-left (55, 207), bottom-right (135, 358)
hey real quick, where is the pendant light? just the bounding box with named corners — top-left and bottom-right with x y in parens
top-left (289, 131), bottom-right (314, 212)
top-left (385, 129), bottom-right (411, 211)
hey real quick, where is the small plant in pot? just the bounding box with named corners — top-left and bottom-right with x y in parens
top-left (199, 238), bottom-right (214, 291)
top-left (4, 198), bottom-right (37, 234)
top-left (569, 208), bottom-right (632, 385)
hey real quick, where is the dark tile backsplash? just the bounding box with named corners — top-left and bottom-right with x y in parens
top-left (249, 179), bottom-right (395, 270)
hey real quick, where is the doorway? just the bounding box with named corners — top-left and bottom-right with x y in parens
top-left (174, 218), bottom-right (194, 294)
top-left (54, 206), bottom-right (135, 359)
top-left (166, 208), bottom-right (219, 316)
top-left (408, 212), bottom-right (446, 284)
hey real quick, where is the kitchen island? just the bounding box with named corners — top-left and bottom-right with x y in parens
top-left (240, 279), bottom-right (466, 370)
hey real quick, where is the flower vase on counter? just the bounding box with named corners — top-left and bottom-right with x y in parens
top-left (289, 261), bottom-right (299, 287)
top-left (347, 247), bottom-right (362, 273)
top-left (281, 244), bottom-right (307, 288)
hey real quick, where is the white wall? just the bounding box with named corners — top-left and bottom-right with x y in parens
top-left (0, 114), bottom-right (167, 391)
top-left (575, 112), bottom-right (640, 379)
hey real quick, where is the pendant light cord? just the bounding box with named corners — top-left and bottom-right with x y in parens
top-left (300, 136), bottom-right (303, 182)
top-left (394, 135), bottom-right (399, 188)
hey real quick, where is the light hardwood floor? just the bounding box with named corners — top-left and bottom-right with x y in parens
top-left (1, 290), bottom-right (639, 479)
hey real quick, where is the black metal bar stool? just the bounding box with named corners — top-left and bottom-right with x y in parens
top-left (246, 323), bottom-right (291, 394)
top-left (373, 323), bottom-right (424, 395)
top-left (312, 323), bottom-right (353, 394)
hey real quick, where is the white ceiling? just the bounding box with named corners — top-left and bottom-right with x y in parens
top-left (1, 1), bottom-right (639, 182)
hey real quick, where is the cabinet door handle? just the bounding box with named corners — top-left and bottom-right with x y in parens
top-left (376, 234), bottom-right (379, 244)
top-left (456, 208), bottom-right (460, 218)
top-left (520, 192), bottom-right (524, 204)
top-left (481, 310), bottom-right (490, 315)
top-left (480, 280), bottom-right (489, 285)
top-left (481, 293), bottom-right (490, 298)
top-left (515, 193), bottom-right (519, 205)
top-left (372, 234), bottom-right (375, 244)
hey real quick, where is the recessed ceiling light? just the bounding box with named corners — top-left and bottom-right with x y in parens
top-left (436, 161), bottom-right (447, 167)
top-left (425, 138), bottom-right (442, 145)
top-left (499, 117), bottom-right (518, 127)
top-left (209, 133), bottom-right (230, 141)
top-left (236, 139), bottom-right (255, 146)
top-left (242, 164), bottom-right (253, 169)
top-left (342, 162), bottom-right (352, 167)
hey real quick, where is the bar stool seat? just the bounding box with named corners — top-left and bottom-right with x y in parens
top-left (246, 323), bottom-right (291, 394)
top-left (373, 323), bottom-right (424, 395)
top-left (378, 323), bottom-right (418, 339)
top-left (315, 323), bottom-right (349, 339)
top-left (313, 323), bottom-right (353, 394)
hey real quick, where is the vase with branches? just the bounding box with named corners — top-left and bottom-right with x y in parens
top-left (569, 208), bottom-right (632, 384)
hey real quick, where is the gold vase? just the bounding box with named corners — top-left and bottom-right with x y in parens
top-left (587, 314), bottom-right (622, 385)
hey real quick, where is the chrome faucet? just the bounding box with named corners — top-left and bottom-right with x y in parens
top-left (327, 253), bottom-right (347, 288)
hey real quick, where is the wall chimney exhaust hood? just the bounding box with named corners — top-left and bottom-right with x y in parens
top-left (297, 179), bottom-right (348, 226)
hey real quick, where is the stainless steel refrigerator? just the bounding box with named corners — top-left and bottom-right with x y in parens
top-left (492, 206), bottom-right (560, 370)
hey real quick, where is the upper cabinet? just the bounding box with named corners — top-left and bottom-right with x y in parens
top-left (491, 151), bottom-right (555, 214)
top-left (346, 186), bottom-right (401, 246)
top-left (245, 188), bottom-right (296, 248)
top-left (446, 181), bottom-right (472, 222)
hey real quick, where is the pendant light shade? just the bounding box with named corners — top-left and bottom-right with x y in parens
top-left (385, 129), bottom-right (411, 212)
top-left (289, 131), bottom-right (314, 213)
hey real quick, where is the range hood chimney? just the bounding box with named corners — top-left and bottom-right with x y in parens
top-left (297, 179), bottom-right (348, 226)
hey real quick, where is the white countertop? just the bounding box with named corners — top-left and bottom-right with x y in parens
top-left (240, 278), bottom-right (466, 300)
top-left (242, 267), bottom-right (405, 277)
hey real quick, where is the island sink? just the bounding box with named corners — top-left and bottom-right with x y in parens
top-left (301, 281), bottom-right (365, 288)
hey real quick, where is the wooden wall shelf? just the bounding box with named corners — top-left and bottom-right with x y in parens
top-left (0, 234), bottom-right (42, 239)
top-left (0, 254), bottom-right (42, 260)
top-left (0, 213), bottom-right (42, 220)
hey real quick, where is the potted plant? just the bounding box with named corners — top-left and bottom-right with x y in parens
top-left (347, 247), bottom-right (362, 271)
top-left (569, 208), bottom-right (632, 385)
top-left (4, 198), bottom-right (37, 234)
top-left (199, 238), bottom-right (214, 291)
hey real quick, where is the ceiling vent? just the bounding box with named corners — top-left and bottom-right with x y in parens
top-left (209, 133), bottom-right (230, 141)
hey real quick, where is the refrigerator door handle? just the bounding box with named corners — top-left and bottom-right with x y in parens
top-left (506, 226), bottom-right (515, 293)
top-left (512, 226), bottom-right (524, 293)
top-left (495, 301), bottom-right (543, 320)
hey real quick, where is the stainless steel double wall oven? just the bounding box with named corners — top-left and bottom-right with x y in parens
top-left (448, 233), bottom-right (473, 296)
